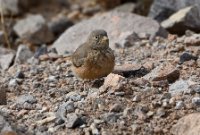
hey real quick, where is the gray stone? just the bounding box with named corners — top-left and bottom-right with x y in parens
top-left (161, 5), bottom-right (200, 34)
top-left (92, 98), bottom-right (106, 110)
top-left (114, 92), bottom-right (125, 96)
top-left (131, 124), bottom-right (139, 134)
top-left (192, 97), bottom-right (200, 106)
top-left (134, 105), bottom-right (149, 120)
top-left (103, 113), bottom-right (120, 123)
top-left (162, 99), bottom-right (169, 108)
top-left (48, 15), bottom-right (74, 37)
top-left (109, 103), bottom-right (123, 113)
top-left (27, 57), bottom-right (39, 65)
top-left (65, 113), bottom-right (85, 128)
top-left (90, 123), bottom-right (100, 135)
top-left (161, 93), bottom-right (171, 100)
top-left (65, 102), bottom-right (75, 113)
top-left (138, 33), bottom-right (151, 39)
top-left (0, 47), bottom-right (15, 70)
top-left (15, 45), bottom-right (33, 64)
top-left (123, 108), bottom-right (133, 117)
top-left (135, 105), bottom-right (149, 114)
top-left (56, 101), bottom-right (75, 121)
top-left (179, 52), bottom-right (198, 64)
top-left (13, 14), bottom-right (54, 45)
top-left (115, 32), bottom-right (141, 48)
top-left (155, 108), bottom-right (166, 118)
top-left (175, 101), bottom-right (185, 110)
top-left (169, 80), bottom-right (189, 95)
top-left (55, 118), bottom-right (65, 126)
top-left (113, 2), bottom-right (136, 13)
top-left (133, 95), bottom-right (141, 102)
top-left (147, 111), bottom-right (154, 117)
top-left (148, 0), bottom-right (200, 22)
top-left (8, 79), bottom-right (17, 87)
top-left (189, 84), bottom-right (200, 93)
top-left (15, 71), bottom-right (25, 79)
top-left (74, 101), bottom-right (85, 110)
top-left (52, 11), bottom-right (168, 54)
top-left (48, 76), bottom-right (58, 83)
top-left (65, 92), bottom-right (82, 102)
top-left (0, 0), bottom-right (39, 16)
top-left (0, 114), bottom-right (17, 134)
top-left (34, 44), bottom-right (48, 58)
top-left (0, 0), bottom-right (19, 16)
top-left (16, 94), bottom-right (37, 104)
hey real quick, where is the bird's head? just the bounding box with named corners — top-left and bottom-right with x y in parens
top-left (88, 29), bottom-right (109, 50)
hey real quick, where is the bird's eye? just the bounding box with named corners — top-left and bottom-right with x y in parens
top-left (95, 36), bottom-right (98, 39)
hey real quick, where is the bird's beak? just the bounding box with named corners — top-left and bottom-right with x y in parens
top-left (102, 36), bottom-right (109, 42)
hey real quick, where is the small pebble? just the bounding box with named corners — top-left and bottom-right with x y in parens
top-left (9, 79), bottom-right (18, 87)
top-left (175, 101), bottom-right (185, 110)
top-left (133, 95), bottom-right (141, 102)
top-left (16, 71), bottom-right (25, 79)
top-left (114, 92), bottom-right (125, 96)
top-left (192, 97), bottom-right (200, 106)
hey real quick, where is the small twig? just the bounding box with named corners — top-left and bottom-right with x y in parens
top-left (0, 1), bottom-right (11, 49)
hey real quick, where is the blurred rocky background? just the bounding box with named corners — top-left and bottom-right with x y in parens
top-left (0, 0), bottom-right (200, 135)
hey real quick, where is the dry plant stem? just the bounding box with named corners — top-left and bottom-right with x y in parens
top-left (0, 2), bottom-right (11, 49)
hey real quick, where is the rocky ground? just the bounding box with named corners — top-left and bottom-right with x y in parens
top-left (0, 0), bottom-right (200, 135)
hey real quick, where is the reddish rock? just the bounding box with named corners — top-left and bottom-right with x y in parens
top-left (171, 113), bottom-right (200, 135)
top-left (184, 34), bottom-right (200, 46)
top-left (100, 73), bottom-right (125, 93)
top-left (143, 63), bottom-right (180, 83)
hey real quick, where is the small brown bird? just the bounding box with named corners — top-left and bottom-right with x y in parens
top-left (71, 29), bottom-right (115, 80)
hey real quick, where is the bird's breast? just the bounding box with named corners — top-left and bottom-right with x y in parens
top-left (72, 49), bottom-right (115, 80)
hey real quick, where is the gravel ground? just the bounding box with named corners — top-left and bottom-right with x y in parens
top-left (0, 34), bottom-right (199, 135)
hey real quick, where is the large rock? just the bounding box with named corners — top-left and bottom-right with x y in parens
top-left (13, 14), bottom-right (54, 45)
top-left (52, 11), bottom-right (168, 54)
top-left (171, 113), bottom-right (200, 135)
top-left (0, 0), bottom-right (39, 16)
top-left (161, 5), bottom-right (200, 35)
top-left (0, 0), bottom-right (19, 16)
top-left (48, 15), bottom-right (74, 38)
top-left (148, 0), bottom-right (200, 22)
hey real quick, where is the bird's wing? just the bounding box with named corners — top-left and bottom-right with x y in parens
top-left (72, 43), bottom-right (89, 67)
